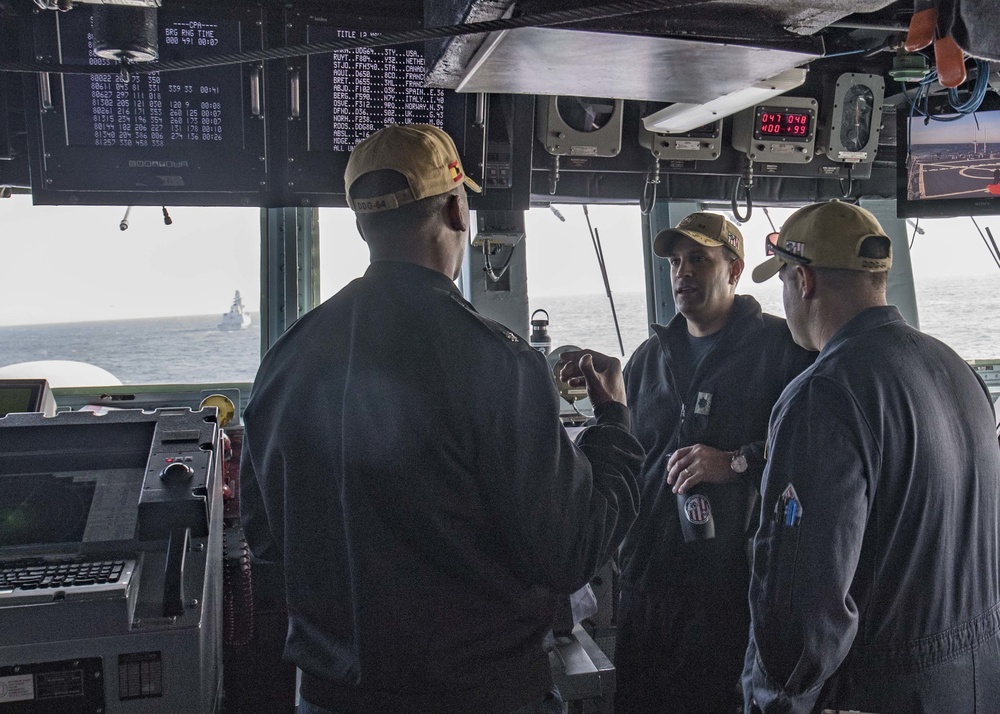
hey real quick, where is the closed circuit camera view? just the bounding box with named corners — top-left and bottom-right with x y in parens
top-left (907, 111), bottom-right (1000, 200)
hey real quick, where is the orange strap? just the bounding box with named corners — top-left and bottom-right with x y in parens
top-left (934, 35), bottom-right (967, 87)
top-left (905, 7), bottom-right (937, 52)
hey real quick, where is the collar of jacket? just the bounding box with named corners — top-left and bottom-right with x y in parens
top-left (820, 305), bottom-right (904, 357)
top-left (365, 260), bottom-right (462, 295)
top-left (651, 294), bottom-right (764, 362)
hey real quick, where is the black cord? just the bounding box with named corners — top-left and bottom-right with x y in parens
top-left (731, 175), bottom-right (752, 222)
top-left (909, 218), bottom-right (919, 250)
top-left (640, 159), bottom-right (660, 216)
top-left (731, 157), bottom-right (754, 222)
top-left (482, 241), bottom-right (516, 282)
top-left (839, 164), bottom-right (854, 199)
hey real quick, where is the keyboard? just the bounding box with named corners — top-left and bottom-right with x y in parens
top-left (0, 557), bottom-right (137, 606)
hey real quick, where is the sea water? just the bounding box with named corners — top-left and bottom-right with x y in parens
top-left (0, 274), bottom-right (997, 385)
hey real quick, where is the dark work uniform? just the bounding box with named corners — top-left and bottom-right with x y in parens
top-left (745, 306), bottom-right (1000, 713)
top-left (616, 295), bottom-right (813, 714)
top-left (240, 261), bottom-right (643, 714)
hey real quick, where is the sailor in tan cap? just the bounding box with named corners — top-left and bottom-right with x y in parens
top-left (241, 123), bottom-right (645, 714)
top-left (744, 200), bottom-right (1000, 713)
top-left (612, 211), bottom-right (812, 714)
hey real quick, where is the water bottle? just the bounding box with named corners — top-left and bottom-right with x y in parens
top-left (529, 309), bottom-right (552, 355)
top-left (676, 485), bottom-right (716, 542)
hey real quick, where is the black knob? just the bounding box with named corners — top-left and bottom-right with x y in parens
top-left (160, 462), bottom-right (194, 482)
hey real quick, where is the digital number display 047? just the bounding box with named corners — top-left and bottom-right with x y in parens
top-left (756, 110), bottom-right (811, 138)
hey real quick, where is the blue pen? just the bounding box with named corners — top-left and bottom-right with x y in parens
top-left (785, 500), bottom-right (798, 526)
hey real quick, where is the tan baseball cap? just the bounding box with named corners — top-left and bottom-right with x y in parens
top-left (344, 124), bottom-right (482, 213)
top-left (652, 212), bottom-right (744, 261)
top-left (751, 200), bottom-right (892, 283)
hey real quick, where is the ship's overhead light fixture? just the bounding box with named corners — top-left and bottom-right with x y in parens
top-left (641, 68), bottom-right (808, 134)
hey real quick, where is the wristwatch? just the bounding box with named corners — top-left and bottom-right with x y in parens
top-left (730, 448), bottom-right (749, 475)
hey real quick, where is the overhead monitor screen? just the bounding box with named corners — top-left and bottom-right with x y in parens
top-left (27, 5), bottom-right (266, 205)
top-left (58, 17), bottom-right (243, 150)
top-left (282, 10), bottom-right (472, 206)
top-left (307, 25), bottom-right (446, 152)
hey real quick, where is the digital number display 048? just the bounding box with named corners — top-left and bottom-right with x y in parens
top-left (756, 110), bottom-right (811, 138)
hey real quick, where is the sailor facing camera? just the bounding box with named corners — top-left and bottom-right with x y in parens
top-left (745, 200), bottom-right (1000, 713)
top-left (239, 124), bottom-right (643, 714)
top-left (613, 212), bottom-right (813, 714)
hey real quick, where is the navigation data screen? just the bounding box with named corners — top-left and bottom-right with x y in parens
top-left (58, 11), bottom-right (244, 150)
top-left (309, 26), bottom-right (445, 152)
top-left (0, 470), bottom-right (141, 548)
top-left (0, 473), bottom-right (95, 547)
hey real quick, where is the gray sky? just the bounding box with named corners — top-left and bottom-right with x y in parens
top-left (1, 195), bottom-right (999, 327)
top-left (909, 110), bottom-right (1000, 146)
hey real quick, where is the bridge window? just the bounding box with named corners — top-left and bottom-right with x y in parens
top-left (318, 208), bottom-right (370, 301)
top-left (908, 216), bottom-right (1000, 361)
top-left (525, 205), bottom-right (648, 363)
top-left (0, 195), bottom-right (261, 387)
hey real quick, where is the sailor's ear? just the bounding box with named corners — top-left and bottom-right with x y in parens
top-left (729, 257), bottom-right (744, 285)
top-left (444, 191), bottom-right (467, 233)
top-left (797, 264), bottom-right (816, 299)
top-left (355, 217), bottom-right (368, 243)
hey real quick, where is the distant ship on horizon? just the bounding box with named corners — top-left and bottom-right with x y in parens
top-left (219, 291), bottom-right (251, 331)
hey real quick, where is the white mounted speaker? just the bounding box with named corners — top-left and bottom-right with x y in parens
top-left (637, 120), bottom-right (723, 162)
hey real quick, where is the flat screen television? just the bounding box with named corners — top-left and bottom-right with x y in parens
top-left (897, 105), bottom-right (1000, 218)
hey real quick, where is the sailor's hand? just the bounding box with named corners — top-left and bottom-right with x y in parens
top-left (667, 444), bottom-right (737, 494)
top-left (557, 349), bottom-right (626, 408)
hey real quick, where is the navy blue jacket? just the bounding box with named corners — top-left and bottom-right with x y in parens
top-left (745, 306), bottom-right (1000, 713)
top-left (613, 295), bottom-right (812, 712)
top-left (240, 261), bottom-right (643, 714)
top-left (621, 295), bottom-right (813, 594)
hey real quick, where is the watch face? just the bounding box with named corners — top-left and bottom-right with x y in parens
top-left (732, 453), bottom-right (748, 473)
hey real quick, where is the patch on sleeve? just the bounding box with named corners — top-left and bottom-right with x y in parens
top-left (775, 483), bottom-right (802, 527)
top-left (694, 392), bottom-right (712, 415)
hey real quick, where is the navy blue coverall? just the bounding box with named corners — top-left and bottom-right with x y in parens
top-left (745, 306), bottom-right (1000, 713)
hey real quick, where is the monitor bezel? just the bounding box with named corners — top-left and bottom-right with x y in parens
top-left (896, 98), bottom-right (1000, 220)
top-left (281, 7), bottom-right (473, 208)
top-left (23, 2), bottom-right (267, 207)
top-left (0, 379), bottom-right (49, 417)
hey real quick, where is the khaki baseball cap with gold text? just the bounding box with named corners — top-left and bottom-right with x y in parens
top-left (344, 124), bottom-right (482, 213)
top-left (752, 200), bottom-right (891, 283)
top-left (652, 212), bottom-right (745, 261)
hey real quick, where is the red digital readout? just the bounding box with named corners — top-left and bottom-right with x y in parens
top-left (757, 111), bottom-right (811, 137)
